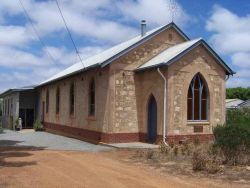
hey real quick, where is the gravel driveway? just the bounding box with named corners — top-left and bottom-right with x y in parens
top-left (0, 129), bottom-right (111, 152)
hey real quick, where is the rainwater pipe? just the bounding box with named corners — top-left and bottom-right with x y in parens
top-left (157, 67), bottom-right (168, 146)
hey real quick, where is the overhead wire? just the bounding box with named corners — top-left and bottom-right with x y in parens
top-left (55, 0), bottom-right (85, 68)
top-left (18, 0), bottom-right (57, 64)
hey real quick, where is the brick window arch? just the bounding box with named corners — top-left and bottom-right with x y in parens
top-left (89, 78), bottom-right (95, 116)
top-left (187, 73), bottom-right (208, 121)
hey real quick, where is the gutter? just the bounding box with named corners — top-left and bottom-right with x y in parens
top-left (157, 68), bottom-right (168, 146)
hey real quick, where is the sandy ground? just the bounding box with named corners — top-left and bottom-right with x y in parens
top-left (0, 147), bottom-right (247, 188)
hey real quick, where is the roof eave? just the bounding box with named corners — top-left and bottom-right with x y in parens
top-left (36, 63), bottom-right (101, 88)
top-left (200, 40), bottom-right (235, 75)
top-left (0, 87), bottom-right (36, 98)
top-left (136, 39), bottom-right (235, 75)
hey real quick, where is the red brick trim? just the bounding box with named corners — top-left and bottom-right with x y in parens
top-left (43, 122), bottom-right (140, 143)
top-left (167, 134), bottom-right (214, 144)
top-left (43, 122), bottom-right (214, 144)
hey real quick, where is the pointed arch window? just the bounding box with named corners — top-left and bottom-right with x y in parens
top-left (89, 78), bottom-right (95, 116)
top-left (46, 89), bottom-right (49, 113)
top-left (69, 83), bottom-right (75, 115)
top-left (56, 86), bottom-right (60, 114)
top-left (187, 73), bottom-right (208, 121)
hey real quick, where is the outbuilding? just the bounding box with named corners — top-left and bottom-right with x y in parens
top-left (0, 85), bottom-right (37, 129)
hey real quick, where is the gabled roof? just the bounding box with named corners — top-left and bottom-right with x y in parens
top-left (137, 38), bottom-right (235, 75)
top-left (39, 22), bottom-right (189, 86)
top-left (0, 85), bottom-right (36, 98)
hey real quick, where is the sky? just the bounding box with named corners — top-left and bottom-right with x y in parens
top-left (0, 0), bottom-right (249, 92)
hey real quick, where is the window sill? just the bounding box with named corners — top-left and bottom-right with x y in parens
top-left (187, 121), bottom-right (210, 125)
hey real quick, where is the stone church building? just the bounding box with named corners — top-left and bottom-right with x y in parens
top-left (37, 22), bottom-right (235, 144)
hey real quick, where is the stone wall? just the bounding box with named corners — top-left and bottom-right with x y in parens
top-left (135, 68), bottom-right (167, 136)
top-left (167, 45), bottom-right (226, 136)
top-left (39, 67), bottom-right (111, 133)
top-left (109, 27), bottom-right (186, 134)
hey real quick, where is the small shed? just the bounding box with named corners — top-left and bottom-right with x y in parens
top-left (225, 99), bottom-right (245, 109)
top-left (239, 99), bottom-right (250, 108)
top-left (0, 85), bottom-right (37, 129)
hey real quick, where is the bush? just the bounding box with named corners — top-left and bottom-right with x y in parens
top-left (213, 113), bottom-right (250, 165)
top-left (33, 120), bottom-right (43, 131)
top-left (226, 108), bottom-right (250, 126)
top-left (159, 140), bottom-right (170, 154)
top-left (192, 149), bottom-right (207, 171)
top-left (192, 145), bottom-right (222, 173)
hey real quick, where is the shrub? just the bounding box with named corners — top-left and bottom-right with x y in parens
top-left (173, 146), bottom-right (179, 157)
top-left (192, 145), bottom-right (223, 173)
top-left (192, 147), bottom-right (207, 171)
top-left (180, 143), bottom-right (193, 156)
top-left (33, 120), bottom-right (43, 131)
top-left (213, 118), bottom-right (250, 165)
top-left (226, 108), bottom-right (250, 126)
top-left (159, 140), bottom-right (170, 154)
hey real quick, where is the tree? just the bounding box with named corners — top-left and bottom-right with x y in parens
top-left (226, 87), bottom-right (250, 100)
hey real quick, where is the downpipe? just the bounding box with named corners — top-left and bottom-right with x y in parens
top-left (157, 68), bottom-right (168, 146)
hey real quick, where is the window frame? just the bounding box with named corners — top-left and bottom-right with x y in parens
top-left (187, 73), bottom-right (209, 122)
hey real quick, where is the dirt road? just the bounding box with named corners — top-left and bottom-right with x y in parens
top-left (0, 147), bottom-right (245, 188)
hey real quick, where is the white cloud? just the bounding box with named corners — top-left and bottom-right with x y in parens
top-left (231, 52), bottom-right (250, 69)
top-left (0, 44), bottom-right (106, 92)
top-left (0, 0), bottom-right (190, 92)
top-left (206, 5), bottom-right (250, 54)
top-left (0, 25), bottom-right (34, 47)
top-left (206, 5), bottom-right (250, 87)
top-left (117, 0), bottom-right (190, 27)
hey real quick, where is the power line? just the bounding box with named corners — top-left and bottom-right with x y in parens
top-left (18, 0), bottom-right (57, 64)
top-left (55, 0), bottom-right (85, 68)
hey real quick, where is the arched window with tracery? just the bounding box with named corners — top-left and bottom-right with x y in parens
top-left (187, 73), bottom-right (208, 121)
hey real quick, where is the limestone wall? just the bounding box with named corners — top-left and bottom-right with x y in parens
top-left (109, 27), bottom-right (187, 134)
top-left (167, 45), bottom-right (226, 135)
top-left (39, 67), bottom-right (111, 133)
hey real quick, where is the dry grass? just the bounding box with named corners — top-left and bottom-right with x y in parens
top-left (131, 142), bottom-right (250, 185)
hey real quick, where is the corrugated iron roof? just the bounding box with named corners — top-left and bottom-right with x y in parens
top-left (137, 38), bottom-right (235, 75)
top-left (38, 22), bottom-right (189, 86)
top-left (0, 85), bottom-right (36, 98)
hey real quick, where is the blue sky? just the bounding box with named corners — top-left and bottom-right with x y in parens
top-left (0, 0), bottom-right (249, 92)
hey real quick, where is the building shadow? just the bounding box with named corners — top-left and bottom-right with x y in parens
top-left (0, 140), bottom-right (45, 168)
